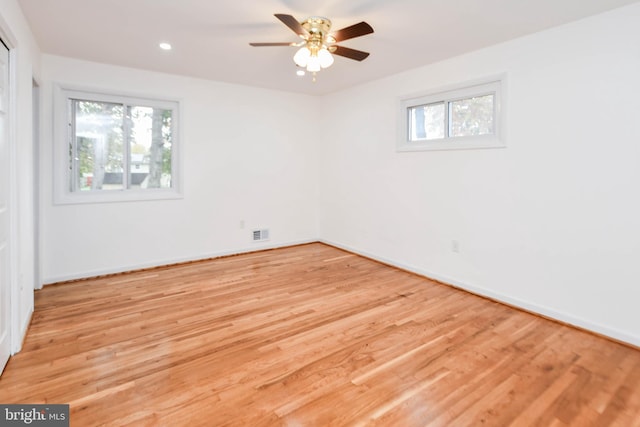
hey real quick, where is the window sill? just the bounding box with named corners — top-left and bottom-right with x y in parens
top-left (53, 188), bottom-right (183, 205)
top-left (397, 135), bottom-right (505, 152)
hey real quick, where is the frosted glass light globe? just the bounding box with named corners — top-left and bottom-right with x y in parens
top-left (306, 55), bottom-right (321, 72)
top-left (293, 47), bottom-right (311, 67)
top-left (318, 48), bottom-right (334, 68)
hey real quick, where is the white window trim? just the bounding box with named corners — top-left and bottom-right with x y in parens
top-left (53, 84), bottom-right (183, 205)
top-left (397, 75), bottom-right (506, 152)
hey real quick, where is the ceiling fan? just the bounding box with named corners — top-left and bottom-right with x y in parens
top-left (249, 14), bottom-right (374, 80)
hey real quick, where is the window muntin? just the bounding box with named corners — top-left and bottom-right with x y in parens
top-left (399, 78), bottom-right (504, 151)
top-left (55, 86), bottom-right (181, 204)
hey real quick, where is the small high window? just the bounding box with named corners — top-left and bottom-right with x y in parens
top-left (398, 78), bottom-right (504, 152)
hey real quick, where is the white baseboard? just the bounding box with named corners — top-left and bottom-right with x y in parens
top-left (320, 239), bottom-right (640, 348)
top-left (13, 308), bottom-right (33, 354)
top-left (43, 238), bottom-right (317, 285)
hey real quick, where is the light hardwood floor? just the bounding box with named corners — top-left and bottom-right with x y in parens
top-left (1, 243), bottom-right (638, 426)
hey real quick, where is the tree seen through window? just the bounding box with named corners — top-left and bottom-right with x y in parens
top-left (72, 100), bottom-right (173, 191)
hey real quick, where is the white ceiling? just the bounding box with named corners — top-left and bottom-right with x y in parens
top-left (18, 0), bottom-right (640, 95)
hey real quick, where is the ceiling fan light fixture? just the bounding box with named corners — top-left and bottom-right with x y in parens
top-left (293, 47), bottom-right (311, 67)
top-left (306, 55), bottom-right (321, 72)
top-left (318, 48), bottom-right (334, 68)
top-left (250, 14), bottom-right (373, 81)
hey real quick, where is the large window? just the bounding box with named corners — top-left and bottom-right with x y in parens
top-left (54, 86), bottom-right (181, 204)
top-left (398, 78), bottom-right (505, 152)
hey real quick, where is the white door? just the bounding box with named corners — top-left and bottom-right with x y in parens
top-left (0, 40), bottom-right (11, 374)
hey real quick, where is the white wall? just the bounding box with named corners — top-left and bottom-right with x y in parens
top-left (318, 4), bottom-right (640, 346)
top-left (0, 0), bottom-right (41, 351)
top-left (40, 55), bottom-right (319, 282)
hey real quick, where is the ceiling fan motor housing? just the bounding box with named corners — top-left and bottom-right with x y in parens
top-left (302, 17), bottom-right (334, 51)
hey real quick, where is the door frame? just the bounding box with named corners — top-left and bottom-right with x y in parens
top-left (32, 78), bottom-right (41, 292)
top-left (0, 13), bottom-right (19, 365)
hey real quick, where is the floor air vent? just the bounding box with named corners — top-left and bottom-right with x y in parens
top-left (252, 229), bottom-right (270, 242)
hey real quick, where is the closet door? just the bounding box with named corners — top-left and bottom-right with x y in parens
top-left (0, 39), bottom-right (11, 374)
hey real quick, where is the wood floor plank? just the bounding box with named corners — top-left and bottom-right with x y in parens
top-left (0, 243), bottom-right (638, 426)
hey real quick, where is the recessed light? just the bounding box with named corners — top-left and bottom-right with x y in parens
top-left (159, 42), bottom-right (172, 51)
top-left (296, 70), bottom-right (305, 76)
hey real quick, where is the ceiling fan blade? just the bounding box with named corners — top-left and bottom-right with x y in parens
top-left (331, 21), bottom-right (374, 42)
top-left (249, 42), bottom-right (297, 47)
top-left (274, 13), bottom-right (306, 37)
top-left (331, 45), bottom-right (370, 61)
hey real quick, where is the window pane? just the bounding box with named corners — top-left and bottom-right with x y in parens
top-left (128, 106), bottom-right (173, 189)
top-left (409, 102), bottom-right (445, 141)
top-left (449, 94), bottom-right (494, 138)
top-left (73, 100), bottom-right (124, 191)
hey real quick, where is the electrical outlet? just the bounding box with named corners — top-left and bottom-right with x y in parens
top-left (451, 240), bottom-right (460, 253)
top-left (240, 220), bottom-right (245, 229)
